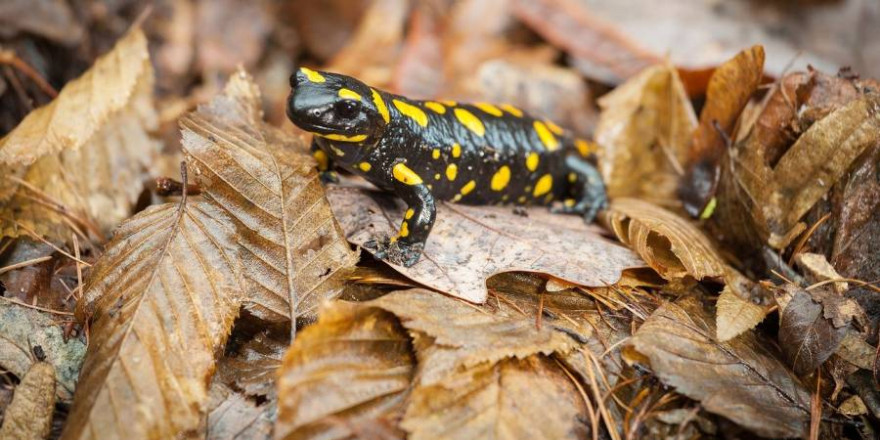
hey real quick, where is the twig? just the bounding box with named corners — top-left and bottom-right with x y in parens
top-left (0, 50), bottom-right (58, 98)
top-left (0, 296), bottom-right (73, 316)
top-left (809, 373), bottom-right (821, 440)
top-left (0, 255), bottom-right (52, 275)
top-left (788, 213), bottom-right (831, 265)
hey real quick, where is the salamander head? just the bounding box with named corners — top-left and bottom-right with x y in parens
top-left (286, 68), bottom-right (385, 144)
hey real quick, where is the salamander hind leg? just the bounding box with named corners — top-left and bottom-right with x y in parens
top-left (553, 155), bottom-right (608, 222)
top-left (364, 162), bottom-right (436, 267)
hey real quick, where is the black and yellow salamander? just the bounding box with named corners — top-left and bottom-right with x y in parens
top-left (286, 67), bottom-right (607, 267)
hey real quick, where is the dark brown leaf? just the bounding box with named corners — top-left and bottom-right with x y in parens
top-left (779, 287), bottom-right (848, 376)
top-left (630, 297), bottom-right (810, 438)
top-left (328, 186), bottom-right (642, 303)
top-left (181, 70), bottom-right (359, 325)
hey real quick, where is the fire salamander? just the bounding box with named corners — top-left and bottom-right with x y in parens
top-left (286, 67), bottom-right (607, 267)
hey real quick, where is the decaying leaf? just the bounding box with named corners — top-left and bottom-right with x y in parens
top-left (680, 45), bottom-right (765, 217)
top-left (0, 28), bottom-right (159, 242)
top-left (715, 285), bottom-right (770, 342)
top-left (181, 70), bottom-right (359, 325)
top-left (206, 382), bottom-right (274, 440)
top-left (779, 287), bottom-right (847, 376)
top-left (630, 297), bottom-right (810, 438)
top-left (402, 355), bottom-right (588, 440)
top-left (215, 332), bottom-right (286, 398)
top-left (0, 301), bottom-right (85, 401)
top-left (0, 358), bottom-right (56, 440)
top-left (595, 63), bottom-right (697, 205)
top-left (61, 198), bottom-right (243, 440)
top-left (601, 198), bottom-right (724, 281)
top-left (328, 186), bottom-right (642, 303)
top-left (275, 302), bottom-right (413, 440)
top-left (366, 289), bottom-right (577, 385)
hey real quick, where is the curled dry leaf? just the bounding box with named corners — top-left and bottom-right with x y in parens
top-left (0, 302), bottom-right (85, 401)
top-left (61, 199), bottom-right (243, 440)
top-left (0, 28), bottom-right (159, 242)
top-left (275, 302), bottom-right (413, 440)
top-left (595, 63), bottom-right (697, 205)
top-left (630, 297), bottom-right (811, 438)
top-left (181, 70), bottom-right (358, 325)
top-left (601, 198), bottom-right (725, 281)
top-left (680, 45), bottom-right (765, 217)
top-left (0, 360), bottom-right (56, 440)
top-left (402, 355), bottom-right (588, 440)
top-left (715, 285), bottom-right (771, 342)
top-left (328, 186), bottom-right (642, 303)
top-left (779, 287), bottom-right (847, 376)
top-left (366, 289), bottom-right (577, 385)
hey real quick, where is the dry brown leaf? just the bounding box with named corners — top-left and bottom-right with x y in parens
top-left (836, 333), bottom-right (875, 371)
top-left (779, 288), bottom-right (848, 376)
top-left (206, 382), bottom-right (273, 440)
top-left (275, 301), bottom-right (413, 440)
top-left (680, 45), bottom-right (765, 217)
top-left (215, 332), bottom-right (286, 398)
top-left (630, 297), bottom-right (810, 438)
top-left (401, 355), bottom-right (588, 440)
top-left (61, 198), bottom-right (243, 440)
top-left (601, 198), bottom-right (725, 281)
top-left (366, 289), bottom-right (578, 385)
top-left (0, 301), bottom-right (85, 401)
top-left (328, 186), bottom-right (642, 303)
top-left (715, 285), bottom-right (770, 342)
top-left (595, 63), bottom-right (697, 205)
top-left (0, 28), bottom-right (159, 243)
top-left (0, 359), bottom-right (56, 440)
top-left (181, 70), bottom-right (358, 326)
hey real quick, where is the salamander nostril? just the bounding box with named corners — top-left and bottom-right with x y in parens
top-left (308, 109), bottom-right (321, 118)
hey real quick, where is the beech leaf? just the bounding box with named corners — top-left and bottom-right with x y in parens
top-left (630, 297), bottom-right (810, 438)
top-left (275, 302), bottom-right (413, 440)
top-left (715, 285), bottom-right (771, 342)
top-left (181, 70), bottom-right (359, 325)
top-left (61, 198), bottom-right (243, 440)
top-left (0, 28), bottom-right (159, 242)
top-left (328, 186), bottom-right (643, 303)
top-left (0, 360), bottom-right (56, 440)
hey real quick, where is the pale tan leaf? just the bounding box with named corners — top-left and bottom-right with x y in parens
top-left (715, 285), bottom-right (770, 342)
top-left (0, 361), bottom-right (55, 440)
top-left (601, 198), bottom-right (725, 281)
top-left (206, 383), bottom-right (273, 440)
top-left (765, 95), bottom-right (880, 247)
top-left (401, 355), bottom-right (588, 440)
top-left (328, 186), bottom-right (643, 303)
top-left (275, 301), bottom-right (413, 440)
top-left (0, 28), bottom-right (159, 242)
top-left (367, 289), bottom-right (577, 385)
top-left (0, 301), bottom-right (85, 401)
top-left (838, 395), bottom-right (868, 417)
top-left (596, 63), bottom-right (697, 204)
top-left (630, 297), bottom-right (810, 438)
top-left (181, 70), bottom-right (358, 325)
top-left (61, 199), bottom-right (243, 440)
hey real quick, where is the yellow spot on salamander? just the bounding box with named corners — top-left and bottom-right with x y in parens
top-left (533, 174), bottom-right (553, 197)
top-left (475, 102), bottom-right (503, 117)
top-left (461, 180), bottom-right (476, 195)
top-left (501, 104), bottom-right (523, 117)
top-left (427, 184), bottom-right (433, 190)
top-left (300, 67), bottom-right (325, 82)
top-left (330, 145), bottom-right (345, 157)
top-left (371, 88), bottom-right (389, 124)
top-left (446, 164), bottom-right (458, 181)
top-left (317, 133), bottom-right (367, 142)
top-left (564, 199), bottom-right (576, 208)
top-left (491, 166), bottom-right (511, 191)
top-left (432, 148), bottom-right (441, 159)
top-left (405, 208), bottom-right (415, 219)
top-left (338, 88), bottom-right (362, 101)
top-left (517, 196), bottom-right (527, 204)
top-left (451, 143), bottom-right (461, 158)
top-left (393, 99), bottom-right (429, 127)
top-left (453, 194), bottom-right (462, 202)
top-left (358, 162), bottom-right (372, 172)
top-left (502, 194), bottom-right (509, 201)
top-left (700, 197), bottom-right (717, 220)
top-left (575, 139), bottom-right (596, 157)
top-left (441, 100), bottom-right (457, 106)
top-left (424, 101), bottom-right (447, 114)
top-left (399, 221), bottom-right (410, 238)
top-left (313, 150), bottom-right (329, 171)
top-left (568, 173), bottom-right (577, 183)
top-left (434, 173), bottom-right (441, 180)
top-left (526, 152), bottom-right (539, 171)
top-left (392, 163), bottom-right (424, 185)
top-left (534, 121), bottom-right (559, 151)
top-left (454, 108), bottom-right (485, 137)
top-left (546, 120), bottom-right (564, 135)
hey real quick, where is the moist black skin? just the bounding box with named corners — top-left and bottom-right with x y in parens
top-left (287, 68), bottom-right (607, 267)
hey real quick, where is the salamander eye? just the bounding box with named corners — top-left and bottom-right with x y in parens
top-left (334, 100), bottom-right (360, 119)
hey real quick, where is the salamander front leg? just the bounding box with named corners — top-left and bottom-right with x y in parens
top-left (310, 139), bottom-right (339, 184)
top-left (365, 163), bottom-right (436, 267)
top-left (553, 155), bottom-right (608, 222)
